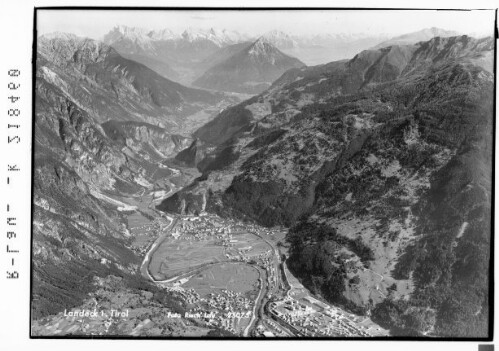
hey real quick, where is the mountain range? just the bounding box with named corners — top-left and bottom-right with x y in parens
top-left (33, 24), bottom-right (493, 338)
top-left (102, 26), bottom-right (253, 84)
top-left (160, 35), bottom-right (493, 337)
top-left (38, 32), bottom-right (228, 130)
top-left (101, 26), bottom-right (388, 83)
top-left (101, 26), bottom-right (468, 90)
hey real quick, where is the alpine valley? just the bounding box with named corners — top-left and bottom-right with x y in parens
top-left (32, 23), bottom-right (493, 339)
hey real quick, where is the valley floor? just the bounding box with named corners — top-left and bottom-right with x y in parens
top-left (33, 163), bottom-right (388, 337)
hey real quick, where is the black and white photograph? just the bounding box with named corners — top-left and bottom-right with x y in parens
top-left (27, 6), bottom-right (495, 340)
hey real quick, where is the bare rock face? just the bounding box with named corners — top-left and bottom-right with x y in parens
top-left (36, 78), bottom-right (130, 189)
top-left (174, 139), bottom-right (206, 167)
top-left (101, 120), bottom-right (191, 159)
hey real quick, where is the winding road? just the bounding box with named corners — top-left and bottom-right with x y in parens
top-left (135, 165), bottom-right (288, 336)
top-left (139, 215), bottom-right (176, 281)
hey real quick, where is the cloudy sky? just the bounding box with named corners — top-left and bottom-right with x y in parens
top-left (37, 9), bottom-right (495, 39)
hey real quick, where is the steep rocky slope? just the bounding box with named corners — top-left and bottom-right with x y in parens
top-left (173, 139), bottom-right (207, 168)
top-left (34, 74), bottom-right (145, 318)
top-left (32, 34), bottom-right (231, 337)
top-left (193, 37), bottom-right (305, 94)
top-left (38, 33), bottom-right (225, 131)
top-left (160, 35), bottom-right (493, 337)
top-left (101, 120), bottom-right (191, 160)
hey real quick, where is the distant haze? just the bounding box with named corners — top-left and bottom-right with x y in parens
top-left (37, 9), bottom-right (495, 40)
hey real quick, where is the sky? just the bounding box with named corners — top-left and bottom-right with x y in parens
top-left (37, 9), bottom-right (496, 40)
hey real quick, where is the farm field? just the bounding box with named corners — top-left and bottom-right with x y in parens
top-left (183, 263), bottom-right (260, 298)
top-left (151, 238), bottom-right (226, 280)
top-left (225, 232), bottom-right (273, 258)
top-left (148, 224), bottom-right (272, 280)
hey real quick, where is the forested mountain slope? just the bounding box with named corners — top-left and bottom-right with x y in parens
top-left (160, 35), bottom-right (493, 337)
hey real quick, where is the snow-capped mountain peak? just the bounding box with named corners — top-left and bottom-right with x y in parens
top-left (148, 28), bottom-right (178, 41)
top-left (181, 27), bottom-right (248, 46)
top-left (102, 25), bottom-right (155, 52)
top-left (103, 25), bottom-right (251, 48)
top-left (104, 25), bottom-right (150, 41)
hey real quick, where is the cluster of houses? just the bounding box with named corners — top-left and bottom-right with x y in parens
top-left (129, 217), bottom-right (169, 256)
top-left (172, 216), bottom-right (234, 241)
top-left (163, 285), bottom-right (254, 335)
top-left (165, 286), bottom-right (201, 305)
top-left (268, 296), bottom-right (379, 337)
top-left (204, 289), bottom-right (253, 312)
